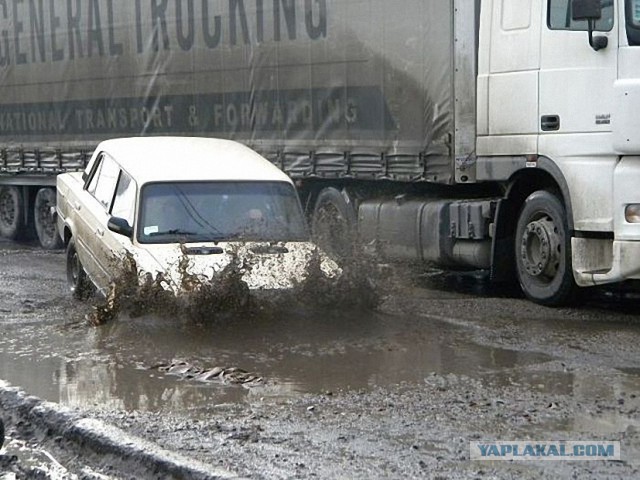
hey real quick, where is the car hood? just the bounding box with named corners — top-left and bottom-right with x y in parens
top-left (128, 241), bottom-right (337, 291)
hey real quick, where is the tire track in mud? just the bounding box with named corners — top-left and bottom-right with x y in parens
top-left (152, 360), bottom-right (264, 386)
top-left (0, 380), bottom-right (240, 479)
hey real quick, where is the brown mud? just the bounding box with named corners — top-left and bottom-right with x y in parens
top-left (1, 240), bottom-right (640, 478)
top-left (88, 246), bottom-right (385, 326)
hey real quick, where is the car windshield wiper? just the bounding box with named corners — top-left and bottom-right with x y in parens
top-left (150, 229), bottom-right (199, 236)
top-left (148, 230), bottom-right (230, 243)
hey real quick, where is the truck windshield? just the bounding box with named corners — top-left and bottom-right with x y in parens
top-left (138, 181), bottom-right (309, 244)
top-left (627, 0), bottom-right (640, 44)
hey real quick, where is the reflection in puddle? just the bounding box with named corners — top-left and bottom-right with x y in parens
top-left (560, 372), bottom-right (640, 436)
top-left (503, 368), bottom-right (640, 453)
top-left (484, 370), bottom-right (575, 395)
top-left (0, 307), bottom-right (552, 417)
top-left (2, 304), bottom-right (640, 441)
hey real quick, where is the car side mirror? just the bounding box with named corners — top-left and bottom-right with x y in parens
top-left (571, 0), bottom-right (608, 51)
top-left (107, 216), bottom-right (133, 238)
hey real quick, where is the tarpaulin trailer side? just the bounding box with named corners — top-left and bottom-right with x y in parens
top-left (0, 0), bottom-right (478, 185)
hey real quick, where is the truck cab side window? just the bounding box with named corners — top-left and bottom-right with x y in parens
top-left (87, 155), bottom-right (120, 211)
top-left (548, 0), bottom-right (614, 31)
top-left (626, 0), bottom-right (640, 44)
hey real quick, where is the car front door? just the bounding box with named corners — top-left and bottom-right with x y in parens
top-left (74, 153), bottom-right (127, 294)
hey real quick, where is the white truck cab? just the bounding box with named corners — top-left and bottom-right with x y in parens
top-left (462, 0), bottom-right (640, 301)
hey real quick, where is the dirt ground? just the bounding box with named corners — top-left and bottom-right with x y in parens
top-left (0, 239), bottom-right (639, 479)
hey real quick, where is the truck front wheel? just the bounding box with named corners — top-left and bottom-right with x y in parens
top-left (34, 188), bottom-right (63, 250)
top-left (515, 190), bottom-right (576, 306)
top-left (0, 186), bottom-right (24, 240)
top-left (311, 187), bottom-right (357, 259)
top-left (66, 238), bottom-right (92, 300)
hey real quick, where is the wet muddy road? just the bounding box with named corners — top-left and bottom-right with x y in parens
top-left (1, 240), bottom-right (640, 478)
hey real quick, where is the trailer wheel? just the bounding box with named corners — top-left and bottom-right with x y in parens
top-left (311, 187), bottom-right (357, 258)
top-left (66, 238), bottom-right (92, 300)
top-left (515, 190), bottom-right (576, 306)
top-left (34, 188), bottom-right (63, 250)
top-left (0, 186), bottom-right (24, 240)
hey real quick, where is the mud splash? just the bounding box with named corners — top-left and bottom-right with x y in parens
top-left (291, 247), bottom-right (384, 310)
top-left (88, 246), bottom-right (386, 326)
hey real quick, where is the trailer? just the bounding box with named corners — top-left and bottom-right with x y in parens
top-left (0, 0), bottom-right (639, 305)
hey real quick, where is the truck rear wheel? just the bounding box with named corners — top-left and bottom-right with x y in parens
top-left (311, 187), bottom-right (357, 258)
top-left (515, 190), bottom-right (576, 306)
top-left (66, 238), bottom-right (92, 300)
top-left (0, 186), bottom-right (24, 240)
top-left (34, 188), bottom-right (63, 250)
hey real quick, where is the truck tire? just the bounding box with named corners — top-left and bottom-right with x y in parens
top-left (515, 190), bottom-right (576, 306)
top-left (0, 186), bottom-right (24, 240)
top-left (66, 238), bottom-right (92, 300)
top-left (311, 187), bottom-right (357, 258)
top-left (34, 187), bottom-right (63, 250)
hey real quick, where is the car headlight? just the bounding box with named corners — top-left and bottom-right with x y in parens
top-left (625, 204), bottom-right (640, 223)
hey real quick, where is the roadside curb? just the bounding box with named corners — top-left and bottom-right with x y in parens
top-left (0, 380), bottom-right (240, 479)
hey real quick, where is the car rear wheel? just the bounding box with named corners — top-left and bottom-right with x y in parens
top-left (66, 238), bottom-right (93, 300)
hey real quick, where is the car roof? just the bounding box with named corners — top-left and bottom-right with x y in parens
top-left (93, 137), bottom-right (292, 185)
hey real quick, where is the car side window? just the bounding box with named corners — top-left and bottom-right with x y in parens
top-left (87, 155), bottom-right (120, 211)
top-left (548, 0), bottom-right (614, 31)
top-left (86, 155), bottom-right (104, 196)
top-left (111, 171), bottom-right (137, 226)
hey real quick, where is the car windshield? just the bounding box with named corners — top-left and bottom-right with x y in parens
top-left (138, 181), bottom-right (309, 244)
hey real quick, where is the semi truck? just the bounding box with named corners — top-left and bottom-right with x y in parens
top-left (0, 0), bottom-right (638, 306)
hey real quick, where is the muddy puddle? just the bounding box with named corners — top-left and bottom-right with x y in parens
top-left (0, 305), bottom-right (558, 417)
top-left (2, 240), bottom-right (640, 444)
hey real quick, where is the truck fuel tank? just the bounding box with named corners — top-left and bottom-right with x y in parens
top-left (358, 197), bottom-right (497, 270)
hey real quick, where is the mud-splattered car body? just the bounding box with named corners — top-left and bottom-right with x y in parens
top-left (57, 137), bottom-right (333, 298)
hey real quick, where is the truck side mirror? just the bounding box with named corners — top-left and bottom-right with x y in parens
top-left (571, 0), bottom-right (608, 51)
top-left (572, 0), bottom-right (601, 20)
top-left (108, 216), bottom-right (133, 238)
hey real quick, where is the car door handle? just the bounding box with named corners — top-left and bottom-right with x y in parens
top-left (73, 201), bottom-right (82, 211)
top-left (96, 228), bottom-right (104, 237)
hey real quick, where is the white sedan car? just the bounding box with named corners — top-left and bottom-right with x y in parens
top-left (57, 137), bottom-right (331, 298)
